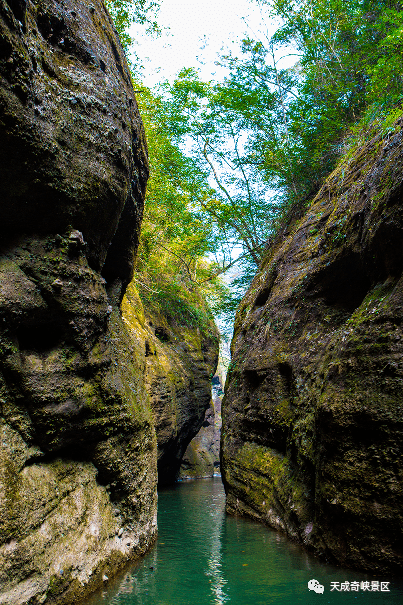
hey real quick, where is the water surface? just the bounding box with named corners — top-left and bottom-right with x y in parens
top-left (86, 478), bottom-right (403, 605)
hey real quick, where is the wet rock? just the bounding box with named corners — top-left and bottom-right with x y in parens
top-left (0, 1), bottom-right (156, 604)
top-left (221, 117), bottom-right (403, 573)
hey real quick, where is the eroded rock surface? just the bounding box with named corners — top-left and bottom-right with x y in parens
top-left (222, 119), bottom-right (403, 573)
top-left (122, 283), bottom-right (219, 486)
top-left (0, 1), bottom-right (157, 603)
top-left (179, 371), bottom-right (223, 480)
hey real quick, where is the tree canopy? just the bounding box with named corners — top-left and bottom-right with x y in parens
top-left (106, 0), bottom-right (403, 330)
top-left (163, 0), bottom-right (403, 230)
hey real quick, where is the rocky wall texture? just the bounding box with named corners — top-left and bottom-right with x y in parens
top-left (0, 1), bottom-right (157, 603)
top-left (179, 370), bottom-right (223, 480)
top-left (122, 283), bottom-right (219, 486)
top-left (221, 118), bottom-right (403, 574)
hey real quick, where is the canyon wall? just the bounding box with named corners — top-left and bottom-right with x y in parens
top-left (122, 283), bottom-right (219, 486)
top-left (179, 364), bottom-right (224, 480)
top-left (221, 119), bottom-right (403, 573)
top-left (0, 1), bottom-right (157, 603)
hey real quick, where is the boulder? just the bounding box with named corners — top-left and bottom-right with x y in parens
top-left (179, 370), bottom-right (224, 480)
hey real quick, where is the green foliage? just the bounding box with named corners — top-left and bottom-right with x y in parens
top-left (107, 0), bottom-right (403, 335)
top-left (160, 69), bottom-right (280, 268)
top-left (160, 0), bottom-right (403, 260)
top-left (239, 0), bottom-right (403, 208)
top-left (104, 2), bottom-right (231, 331)
top-left (133, 87), bottom-right (230, 332)
top-left (105, 0), bottom-right (161, 67)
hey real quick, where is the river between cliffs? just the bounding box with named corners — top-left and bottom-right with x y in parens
top-left (85, 478), bottom-right (403, 605)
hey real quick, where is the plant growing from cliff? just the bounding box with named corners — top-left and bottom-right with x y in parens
top-left (107, 0), bottom-right (403, 331)
top-left (223, 0), bottom-right (403, 210)
top-left (105, 2), bottom-right (234, 328)
top-left (133, 87), bottom-right (231, 331)
top-left (105, 0), bottom-right (161, 71)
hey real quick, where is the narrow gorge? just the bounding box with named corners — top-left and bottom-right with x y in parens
top-left (1, 0), bottom-right (403, 603)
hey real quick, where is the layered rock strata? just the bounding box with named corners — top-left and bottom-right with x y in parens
top-left (222, 119), bottom-right (403, 573)
top-left (0, 1), bottom-right (157, 603)
top-left (122, 283), bottom-right (219, 486)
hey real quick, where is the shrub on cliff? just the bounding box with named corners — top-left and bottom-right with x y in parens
top-left (105, 2), bottom-right (230, 333)
top-left (106, 0), bottom-right (403, 329)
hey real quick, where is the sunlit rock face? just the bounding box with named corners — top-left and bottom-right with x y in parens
top-left (221, 118), bottom-right (403, 574)
top-left (122, 283), bottom-right (219, 486)
top-left (0, 1), bottom-right (157, 603)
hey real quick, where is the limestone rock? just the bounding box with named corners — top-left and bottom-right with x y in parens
top-left (0, 1), bottom-right (157, 604)
top-left (122, 282), bottom-right (219, 486)
top-left (221, 117), bottom-right (403, 573)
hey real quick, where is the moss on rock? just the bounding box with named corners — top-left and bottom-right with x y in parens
top-left (122, 281), bottom-right (219, 486)
top-left (0, 1), bottom-right (157, 603)
top-left (221, 113), bottom-right (403, 574)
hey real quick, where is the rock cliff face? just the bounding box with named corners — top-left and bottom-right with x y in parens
top-left (0, 1), bottom-right (157, 603)
top-left (179, 400), bottom-right (220, 480)
top-left (221, 119), bottom-right (403, 573)
top-left (122, 283), bottom-right (219, 486)
top-left (179, 368), bottom-right (224, 480)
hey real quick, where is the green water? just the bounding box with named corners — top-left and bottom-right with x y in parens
top-left (86, 478), bottom-right (403, 605)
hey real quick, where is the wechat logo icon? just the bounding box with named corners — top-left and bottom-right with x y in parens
top-left (308, 579), bottom-right (324, 594)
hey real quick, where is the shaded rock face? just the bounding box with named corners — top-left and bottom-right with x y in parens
top-left (0, 0), bottom-right (147, 290)
top-left (0, 2), bottom-right (157, 604)
top-left (221, 120), bottom-right (403, 574)
top-left (122, 284), bottom-right (219, 486)
top-left (179, 372), bottom-right (223, 480)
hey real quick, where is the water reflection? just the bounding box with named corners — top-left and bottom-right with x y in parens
top-left (85, 478), bottom-right (403, 605)
top-left (205, 486), bottom-right (228, 604)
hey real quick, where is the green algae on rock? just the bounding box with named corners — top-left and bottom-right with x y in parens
top-left (0, 1), bottom-right (157, 604)
top-left (221, 115), bottom-right (403, 574)
top-left (122, 281), bottom-right (219, 486)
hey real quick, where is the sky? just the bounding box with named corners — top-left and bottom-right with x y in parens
top-left (127, 0), bottom-right (281, 339)
top-left (130, 0), bottom-right (275, 86)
